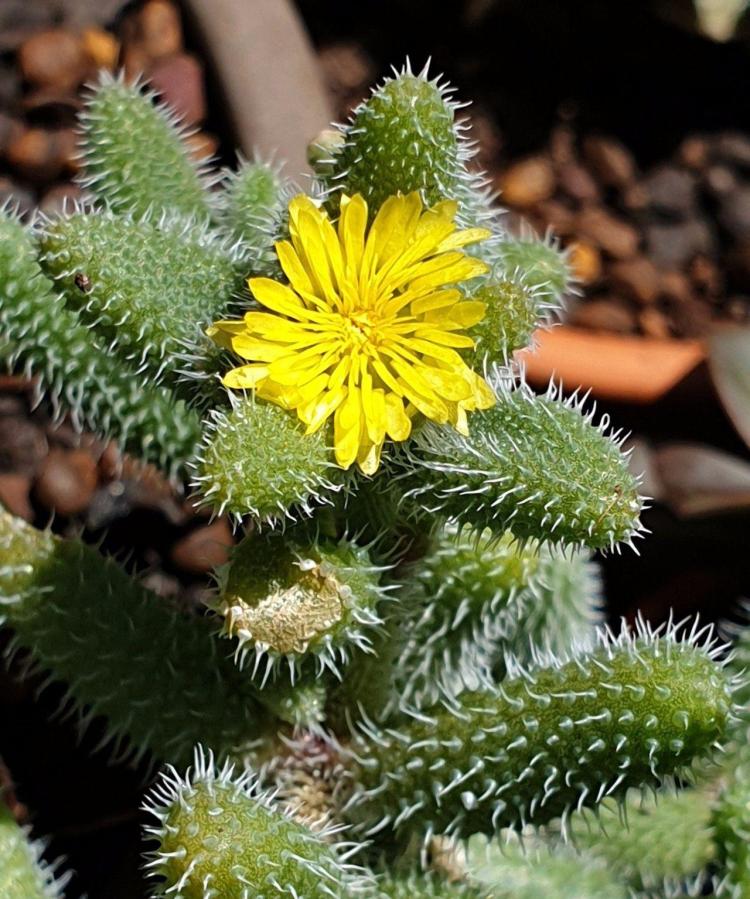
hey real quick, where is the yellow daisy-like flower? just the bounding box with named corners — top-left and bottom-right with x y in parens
top-left (209, 191), bottom-right (496, 474)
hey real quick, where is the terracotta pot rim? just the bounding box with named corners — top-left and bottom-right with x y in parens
top-left (518, 324), bottom-right (706, 404)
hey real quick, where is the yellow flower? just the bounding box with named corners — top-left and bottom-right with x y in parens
top-left (209, 191), bottom-right (495, 475)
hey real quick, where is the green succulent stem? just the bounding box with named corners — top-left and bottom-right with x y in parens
top-left (325, 616), bottom-right (407, 733)
top-left (192, 396), bottom-right (341, 525)
top-left (0, 210), bottom-right (200, 478)
top-left (345, 625), bottom-right (733, 839)
top-left (213, 529), bottom-right (386, 680)
top-left (466, 836), bottom-right (628, 899)
top-left (0, 509), bottom-right (268, 767)
top-left (495, 235), bottom-right (572, 307)
top-left (467, 277), bottom-right (546, 367)
top-left (38, 209), bottom-right (248, 395)
top-left (78, 72), bottom-right (211, 221)
top-left (0, 802), bottom-right (69, 899)
top-left (568, 787), bottom-right (716, 892)
top-left (143, 748), bottom-right (373, 898)
top-left (400, 375), bottom-right (643, 551)
top-left (396, 526), bottom-right (602, 707)
top-left (713, 757), bottom-right (750, 898)
top-left (377, 870), bottom-right (481, 897)
top-left (322, 63), bottom-right (463, 216)
top-left (252, 674), bottom-right (328, 729)
top-left (215, 156), bottom-right (287, 273)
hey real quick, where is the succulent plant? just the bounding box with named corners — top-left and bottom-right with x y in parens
top-left (0, 800), bottom-right (71, 899)
top-left (0, 61), bottom-right (745, 899)
top-left (143, 748), bottom-right (373, 898)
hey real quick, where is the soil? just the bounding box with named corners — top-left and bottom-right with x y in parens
top-left (311, 8), bottom-right (750, 339)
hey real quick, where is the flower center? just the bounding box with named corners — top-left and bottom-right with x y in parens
top-left (343, 309), bottom-right (378, 347)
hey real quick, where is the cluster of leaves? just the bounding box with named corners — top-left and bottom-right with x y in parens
top-left (0, 62), bottom-right (746, 898)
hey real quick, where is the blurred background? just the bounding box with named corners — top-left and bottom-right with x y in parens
top-left (2, 0), bottom-right (750, 895)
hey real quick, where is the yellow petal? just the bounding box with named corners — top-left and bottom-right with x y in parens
top-left (436, 227), bottom-right (492, 252)
top-left (413, 328), bottom-right (475, 349)
top-left (410, 202), bottom-right (457, 250)
top-left (385, 250), bottom-right (466, 294)
top-left (249, 278), bottom-right (309, 319)
top-left (384, 393), bottom-right (411, 441)
top-left (357, 438), bottom-right (382, 475)
top-left (397, 377), bottom-right (449, 422)
top-left (294, 284), bottom-right (342, 314)
top-left (424, 300), bottom-right (487, 329)
top-left (242, 312), bottom-right (311, 342)
top-left (452, 402), bottom-right (470, 435)
top-left (379, 223), bottom-right (457, 291)
top-left (272, 341), bottom-right (339, 370)
top-left (316, 209), bottom-right (347, 291)
top-left (230, 335), bottom-right (289, 362)
top-left (407, 256), bottom-right (489, 294)
top-left (338, 194), bottom-right (368, 275)
top-left (469, 370), bottom-right (497, 409)
top-left (337, 385), bottom-right (361, 432)
top-left (295, 372), bottom-right (330, 403)
top-left (294, 207), bottom-right (341, 308)
top-left (360, 362), bottom-right (373, 413)
top-left (418, 364), bottom-right (473, 401)
top-left (401, 210), bottom-right (452, 250)
top-left (402, 337), bottom-right (465, 367)
top-left (334, 389), bottom-right (362, 469)
top-left (274, 240), bottom-right (314, 295)
top-left (427, 198), bottom-right (458, 221)
top-left (209, 320), bottom-right (246, 334)
top-left (328, 355), bottom-right (352, 391)
top-left (257, 379), bottom-right (303, 409)
top-left (368, 192), bottom-right (422, 267)
top-left (222, 364), bottom-right (269, 389)
top-left (410, 289), bottom-right (461, 316)
top-left (370, 355), bottom-right (404, 396)
top-left (384, 318), bottom-right (423, 336)
top-left (267, 350), bottom-right (336, 386)
top-left (358, 224), bottom-right (381, 306)
top-left (300, 384), bottom-right (347, 433)
top-left (387, 357), bottom-right (439, 398)
top-left (363, 385), bottom-right (387, 444)
top-left (287, 194), bottom-right (323, 243)
top-left (452, 370), bottom-right (495, 413)
top-left (207, 320), bottom-right (245, 350)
